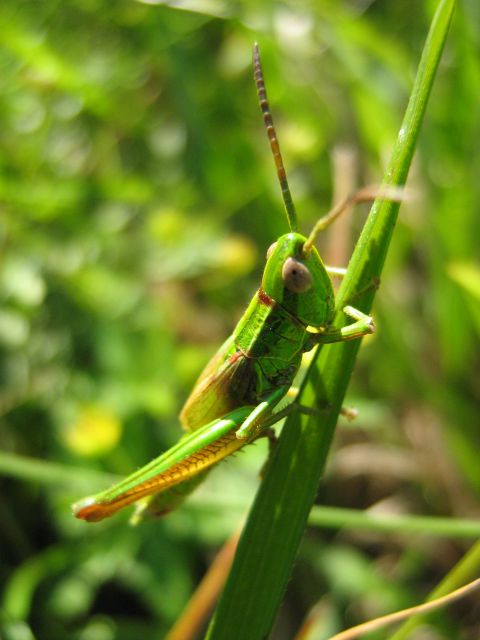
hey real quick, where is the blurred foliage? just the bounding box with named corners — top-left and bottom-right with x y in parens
top-left (0, 1), bottom-right (479, 639)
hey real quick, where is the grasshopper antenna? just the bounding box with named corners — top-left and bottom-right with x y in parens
top-left (253, 43), bottom-right (298, 233)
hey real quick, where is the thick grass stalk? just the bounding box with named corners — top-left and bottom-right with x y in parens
top-left (206, 2), bottom-right (456, 638)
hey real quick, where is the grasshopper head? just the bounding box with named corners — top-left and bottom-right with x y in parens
top-left (261, 233), bottom-right (335, 327)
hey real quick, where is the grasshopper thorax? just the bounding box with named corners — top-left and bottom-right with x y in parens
top-left (261, 233), bottom-right (335, 327)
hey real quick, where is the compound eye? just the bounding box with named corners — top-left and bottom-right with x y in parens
top-left (282, 257), bottom-right (312, 293)
top-left (266, 242), bottom-right (277, 259)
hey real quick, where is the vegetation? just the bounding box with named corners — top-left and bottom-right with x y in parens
top-left (0, 1), bottom-right (478, 639)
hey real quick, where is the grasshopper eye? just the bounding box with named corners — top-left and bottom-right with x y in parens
top-left (266, 242), bottom-right (277, 259)
top-left (282, 257), bottom-right (312, 293)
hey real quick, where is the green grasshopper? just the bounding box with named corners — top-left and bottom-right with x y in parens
top-left (73, 44), bottom-right (393, 523)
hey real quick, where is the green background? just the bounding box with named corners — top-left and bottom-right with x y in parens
top-left (1, 1), bottom-right (479, 639)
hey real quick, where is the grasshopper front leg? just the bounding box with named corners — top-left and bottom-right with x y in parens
top-left (235, 385), bottom-right (290, 441)
top-left (312, 305), bottom-right (375, 345)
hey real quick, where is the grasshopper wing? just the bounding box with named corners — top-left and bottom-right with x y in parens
top-left (180, 340), bottom-right (254, 432)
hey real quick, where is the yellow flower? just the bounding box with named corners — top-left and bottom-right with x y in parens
top-left (64, 405), bottom-right (122, 457)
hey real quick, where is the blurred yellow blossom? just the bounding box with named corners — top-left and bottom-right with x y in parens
top-left (64, 406), bottom-right (122, 457)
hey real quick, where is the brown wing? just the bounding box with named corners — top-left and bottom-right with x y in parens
top-left (179, 343), bottom-right (254, 432)
top-left (187, 335), bottom-right (234, 392)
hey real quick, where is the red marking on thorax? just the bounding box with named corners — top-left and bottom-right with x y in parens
top-left (229, 350), bottom-right (243, 364)
top-left (258, 288), bottom-right (274, 307)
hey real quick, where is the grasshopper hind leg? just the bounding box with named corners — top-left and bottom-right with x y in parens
top-left (130, 471), bottom-right (211, 524)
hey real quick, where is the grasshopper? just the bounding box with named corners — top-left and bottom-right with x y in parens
top-left (73, 44), bottom-right (392, 523)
